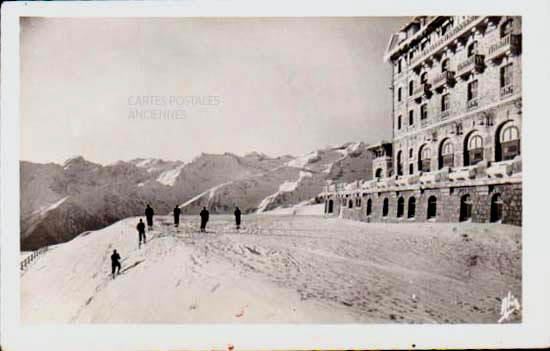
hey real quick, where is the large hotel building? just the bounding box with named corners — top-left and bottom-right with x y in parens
top-left (321, 16), bottom-right (522, 225)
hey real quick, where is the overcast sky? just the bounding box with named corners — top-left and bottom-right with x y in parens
top-left (20, 17), bottom-right (409, 165)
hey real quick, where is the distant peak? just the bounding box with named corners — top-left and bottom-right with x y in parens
top-left (244, 151), bottom-right (270, 160)
top-left (63, 155), bottom-right (92, 167)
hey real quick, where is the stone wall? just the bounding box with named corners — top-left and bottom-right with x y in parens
top-left (324, 181), bottom-right (521, 226)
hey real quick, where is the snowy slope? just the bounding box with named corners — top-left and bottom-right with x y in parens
top-left (21, 215), bottom-right (522, 323)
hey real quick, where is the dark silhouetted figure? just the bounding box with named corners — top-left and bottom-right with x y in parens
top-left (173, 205), bottom-right (181, 228)
top-left (234, 206), bottom-right (241, 230)
top-left (200, 207), bottom-right (209, 232)
top-left (111, 249), bottom-right (121, 279)
top-left (137, 218), bottom-right (146, 248)
top-left (145, 204), bottom-right (155, 231)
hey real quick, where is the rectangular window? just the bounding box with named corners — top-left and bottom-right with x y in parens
top-left (441, 59), bottom-right (449, 73)
top-left (409, 110), bottom-right (414, 125)
top-left (409, 164), bottom-right (414, 175)
top-left (469, 149), bottom-right (484, 165)
top-left (397, 115), bottom-right (402, 130)
top-left (421, 159), bottom-right (430, 172)
top-left (500, 63), bottom-right (513, 88)
top-left (442, 154), bottom-right (454, 168)
top-left (441, 94), bottom-right (450, 111)
top-left (397, 59), bottom-right (402, 73)
top-left (467, 41), bottom-right (478, 57)
top-left (502, 140), bottom-right (520, 160)
top-left (421, 104), bottom-right (428, 120)
top-left (467, 80), bottom-right (478, 101)
top-left (397, 87), bottom-right (402, 102)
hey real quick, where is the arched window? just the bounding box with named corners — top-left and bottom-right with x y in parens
top-left (496, 124), bottom-right (520, 161)
top-left (439, 139), bottom-right (454, 169)
top-left (491, 193), bottom-right (503, 222)
top-left (441, 58), bottom-right (450, 73)
top-left (328, 199), bottom-right (334, 214)
top-left (467, 41), bottom-right (478, 57)
top-left (397, 150), bottom-right (403, 176)
top-left (382, 198), bottom-right (389, 217)
top-left (366, 198), bottom-right (372, 216)
top-left (465, 132), bottom-right (484, 166)
top-left (427, 196), bottom-right (437, 220)
top-left (418, 145), bottom-right (431, 172)
top-left (348, 199), bottom-right (353, 209)
top-left (460, 194), bottom-right (472, 222)
top-left (408, 197), bottom-right (416, 218)
top-left (397, 197), bottom-right (405, 218)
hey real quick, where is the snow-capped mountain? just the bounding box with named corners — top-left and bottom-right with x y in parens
top-left (179, 142), bottom-right (374, 214)
top-left (20, 142), bottom-right (373, 250)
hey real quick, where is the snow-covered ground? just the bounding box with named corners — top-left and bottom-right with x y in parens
top-left (21, 213), bottom-right (521, 324)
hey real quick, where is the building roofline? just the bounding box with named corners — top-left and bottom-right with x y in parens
top-left (383, 16), bottom-right (446, 63)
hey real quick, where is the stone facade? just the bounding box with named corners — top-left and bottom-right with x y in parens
top-left (321, 16), bottom-right (522, 226)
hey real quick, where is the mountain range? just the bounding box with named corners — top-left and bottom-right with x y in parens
top-left (20, 142), bottom-right (373, 250)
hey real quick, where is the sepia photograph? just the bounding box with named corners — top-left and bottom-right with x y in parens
top-left (2, 1), bottom-right (549, 350)
top-left (18, 14), bottom-right (522, 325)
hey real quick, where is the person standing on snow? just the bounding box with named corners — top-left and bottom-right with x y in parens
top-left (111, 249), bottom-right (121, 279)
top-left (173, 205), bottom-right (181, 228)
top-left (137, 218), bottom-right (146, 247)
top-left (145, 204), bottom-right (155, 231)
top-left (199, 206), bottom-right (209, 233)
top-left (234, 206), bottom-right (241, 230)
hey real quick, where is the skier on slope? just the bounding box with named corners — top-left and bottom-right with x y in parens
top-left (145, 204), bottom-right (155, 231)
top-left (111, 249), bottom-right (121, 279)
top-left (137, 218), bottom-right (146, 248)
top-left (234, 206), bottom-right (241, 230)
top-left (199, 206), bottom-right (209, 233)
top-left (173, 205), bottom-right (181, 228)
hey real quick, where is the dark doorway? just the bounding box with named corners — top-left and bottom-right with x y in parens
top-left (382, 198), bottom-right (389, 217)
top-left (366, 198), bottom-right (372, 216)
top-left (460, 194), bottom-right (472, 222)
top-left (328, 200), bottom-right (334, 214)
top-left (427, 196), bottom-right (437, 220)
top-left (408, 197), bottom-right (416, 218)
top-left (491, 193), bottom-right (503, 222)
top-left (397, 197), bottom-right (405, 218)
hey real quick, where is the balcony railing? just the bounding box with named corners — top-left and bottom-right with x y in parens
top-left (410, 83), bottom-right (431, 103)
top-left (409, 16), bottom-right (482, 72)
top-left (500, 84), bottom-right (514, 97)
top-left (488, 34), bottom-right (521, 62)
top-left (432, 71), bottom-right (455, 91)
top-left (467, 97), bottom-right (479, 110)
top-left (457, 54), bottom-right (485, 79)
